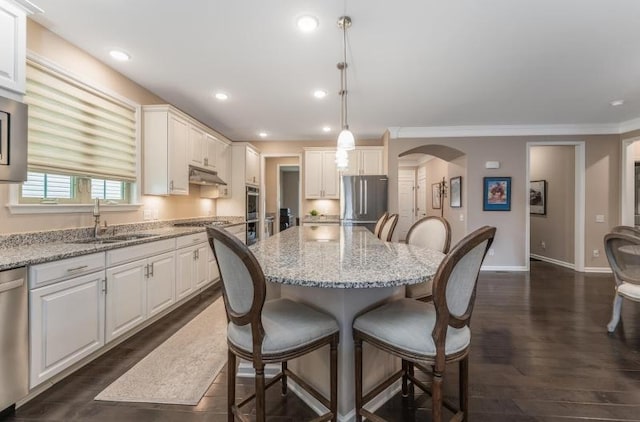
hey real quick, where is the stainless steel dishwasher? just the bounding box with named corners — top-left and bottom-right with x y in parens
top-left (0, 267), bottom-right (28, 414)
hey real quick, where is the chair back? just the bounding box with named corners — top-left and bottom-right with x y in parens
top-left (604, 232), bottom-right (640, 285)
top-left (373, 212), bottom-right (389, 238)
top-left (431, 226), bottom-right (495, 342)
top-left (207, 227), bottom-right (266, 336)
top-left (612, 225), bottom-right (640, 238)
top-left (406, 216), bottom-right (452, 253)
top-left (379, 213), bottom-right (399, 241)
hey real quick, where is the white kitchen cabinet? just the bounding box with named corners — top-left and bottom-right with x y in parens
top-left (146, 251), bottom-right (176, 318)
top-left (105, 260), bottom-right (147, 343)
top-left (176, 233), bottom-right (209, 300)
top-left (225, 223), bottom-right (247, 244)
top-left (343, 147), bottom-right (384, 176)
top-left (203, 133), bottom-right (218, 171)
top-left (304, 149), bottom-right (339, 199)
top-left (143, 105), bottom-right (189, 196)
top-left (29, 270), bottom-right (105, 388)
top-left (0, 0), bottom-right (38, 98)
top-left (207, 246), bottom-right (220, 287)
top-left (216, 139), bottom-right (231, 197)
top-left (246, 145), bottom-right (260, 186)
top-left (188, 124), bottom-right (206, 168)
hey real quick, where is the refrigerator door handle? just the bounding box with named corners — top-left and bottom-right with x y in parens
top-left (364, 179), bottom-right (368, 214)
top-left (359, 179), bottom-right (363, 215)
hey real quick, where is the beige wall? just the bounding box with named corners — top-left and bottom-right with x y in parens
top-left (530, 146), bottom-right (575, 264)
top-left (0, 20), bottom-right (219, 235)
top-left (388, 134), bottom-right (620, 269)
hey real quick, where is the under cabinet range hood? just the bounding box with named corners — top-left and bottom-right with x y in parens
top-left (188, 166), bottom-right (227, 186)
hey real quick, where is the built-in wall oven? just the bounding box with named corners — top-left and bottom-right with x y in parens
top-left (246, 186), bottom-right (260, 245)
top-left (0, 96), bottom-right (28, 183)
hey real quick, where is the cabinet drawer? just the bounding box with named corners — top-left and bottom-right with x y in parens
top-left (106, 239), bottom-right (175, 267)
top-left (175, 232), bottom-right (207, 248)
top-left (29, 253), bottom-right (105, 289)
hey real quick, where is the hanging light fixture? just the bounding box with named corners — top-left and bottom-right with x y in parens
top-left (336, 15), bottom-right (355, 151)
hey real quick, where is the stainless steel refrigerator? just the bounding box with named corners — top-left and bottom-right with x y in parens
top-left (341, 175), bottom-right (388, 232)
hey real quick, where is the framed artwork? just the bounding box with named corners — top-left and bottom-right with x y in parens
top-left (530, 180), bottom-right (546, 215)
top-left (432, 183), bottom-right (441, 209)
top-left (483, 177), bottom-right (511, 211)
top-left (450, 176), bottom-right (462, 208)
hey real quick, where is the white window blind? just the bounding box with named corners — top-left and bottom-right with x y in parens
top-left (91, 178), bottom-right (124, 200)
top-left (25, 61), bottom-right (137, 182)
top-left (22, 172), bottom-right (73, 199)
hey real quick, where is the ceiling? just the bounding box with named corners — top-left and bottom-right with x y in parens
top-left (29, 0), bottom-right (640, 142)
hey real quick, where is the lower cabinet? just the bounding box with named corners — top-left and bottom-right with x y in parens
top-left (105, 260), bottom-right (147, 343)
top-left (147, 252), bottom-right (176, 317)
top-left (29, 271), bottom-right (106, 388)
top-left (176, 237), bottom-right (208, 300)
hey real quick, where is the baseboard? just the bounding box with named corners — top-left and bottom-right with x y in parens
top-left (584, 266), bottom-right (612, 273)
top-left (530, 254), bottom-right (575, 270)
top-left (481, 265), bottom-right (528, 272)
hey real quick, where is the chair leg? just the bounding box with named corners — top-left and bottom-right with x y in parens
top-left (227, 350), bottom-right (236, 422)
top-left (607, 294), bottom-right (623, 332)
top-left (354, 337), bottom-right (363, 422)
top-left (459, 357), bottom-right (469, 422)
top-left (281, 361), bottom-right (288, 395)
top-left (330, 336), bottom-right (338, 422)
top-left (432, 369), bottom-right (443, 422)
top-left (255, 364), bottom-right (266, 422)
top-left (402, 359), bottom-right (408, 397)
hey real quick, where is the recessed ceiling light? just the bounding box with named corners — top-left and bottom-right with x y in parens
top-left (610, 99), bottom-right (625, 107)
top-left (297, 15), bottom-right (319, 32)
top-left (215, 92), bottom-right (228, 101)
top-left (322, 126), bottom-right (331, 132)
top-left (313, 90), bottom-right (328, 99)
top-left (109, 49), bottom-right (131, 61)
top-left (258, 132), bottom-right (268, 138)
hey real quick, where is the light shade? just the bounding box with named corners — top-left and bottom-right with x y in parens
top-left (337, 129), bottom-right (355, 151)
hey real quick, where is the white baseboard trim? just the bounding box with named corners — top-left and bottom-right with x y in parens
top-left (584, 266), bottom-right (612, 274)
top-left (530, 254), bottom-right (575, 270)
top-left (481, 265), bottom-right (528, 272)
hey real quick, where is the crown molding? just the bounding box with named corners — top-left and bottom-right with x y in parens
top-left (10, 0), bottom-right (43, 14)
top-left (388, 124), bottom-right (625, 139)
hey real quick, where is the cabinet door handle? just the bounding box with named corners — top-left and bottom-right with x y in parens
top-left (204, 158), bottom-right (208, 166)
top-left (193, 250), bottom-right (197, 260)
top-left (149, 262), bottom-right (154, 277)
top-left (170, 180), bottom-right (174, 191)
top-left (144, 264), bottom-right (149, 278)
top-left (66, 265), bottom-right (88, 273)
top-left (102, 279), bottom-right (108, 294)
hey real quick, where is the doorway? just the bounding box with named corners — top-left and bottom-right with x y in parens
top-left (278, 165), bottom-right (299, 233)
top-left (261, 154), bottom-right (302, 237)
top-left (526, 142), bottom-right (585, 271)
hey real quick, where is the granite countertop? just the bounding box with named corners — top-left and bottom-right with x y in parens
top-left (250, 225), bottom-right (444, 289)
top-left (0, 217), bottom-right (244, 271)
top-left (301, 214), bottom-right (341, 224)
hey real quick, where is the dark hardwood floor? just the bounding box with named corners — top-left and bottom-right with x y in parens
top-left (3, 261), bottom-right (640, 421)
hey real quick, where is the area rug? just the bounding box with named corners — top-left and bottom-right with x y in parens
top-left (95, 298), bottom-right (227, 405)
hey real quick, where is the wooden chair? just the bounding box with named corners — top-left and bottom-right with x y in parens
top-left (612, 225), bottom-right (640, 238)
top-left (405, 216), bottom-right (452, 301)
top-left (373, 212), bottom-right (389, 238)
top-left (604, 232), bottom-right (640, 332)
top-left (379, 213), bottom-right (398, 242)
top-left (207, 226), bottom-right (340, 422)
top-left (353, 226), bottom-right (496, 422)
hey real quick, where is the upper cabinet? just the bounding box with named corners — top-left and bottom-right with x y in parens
top-left (245, 145), bottom-right (260, 186)
top-left (343, 147), bottom-right (384, 176)
top-left (305, 149), bottom-right (339, 199)
top-left (143, 105), bottom-right (232, 196)
top-left (0, 0), bottom-right (39, 99)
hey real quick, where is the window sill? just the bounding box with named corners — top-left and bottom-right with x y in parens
top-left (6, 203), bottom-right (143, 215)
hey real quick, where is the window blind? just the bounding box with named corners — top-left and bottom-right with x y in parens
top-left (25, 61), bottom-right (137, 182)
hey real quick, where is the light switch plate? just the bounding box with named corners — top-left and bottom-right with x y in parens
top-left (143, 209), bottom-right (152, 221)
top-left (595, 214), bottom-right (605, 223)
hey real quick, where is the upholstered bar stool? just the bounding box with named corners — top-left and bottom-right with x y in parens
top-left (353, 226), bottom-right (496, 422)
top-left (604, 232), bottom-right (640, 332)
top-left (379, 213), bottom-right (398, 242)
top-left (207, 226), bottom-right (340, 422)
top-left (405, 216), bottom-right (452, 301)
top-left (373, 212), bottom-right (389, 238)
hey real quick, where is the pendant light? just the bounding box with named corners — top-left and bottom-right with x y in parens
top-left (336, 15), bottom-right (355, 151)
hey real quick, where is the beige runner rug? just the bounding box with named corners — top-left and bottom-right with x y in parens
top-left (95, 298), bottom-right (227, 405)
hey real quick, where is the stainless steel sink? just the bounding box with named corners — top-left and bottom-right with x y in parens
top-left (68, 233), bottom-right (158, 244)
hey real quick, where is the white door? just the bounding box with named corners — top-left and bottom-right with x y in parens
top-left (360, 149), bottom-right (384, 175)
top-left (147, 252), bottom-right (175, 318)
top-left (188, 125), bottom-right (205, 167)
top-left (176, 246), bottom-right (196, 300)
top-left (194, 243), bottom-right (209, 289)
top-left (397, 168), bottom-right (416, 241)
top-left (416, 166), bottom-right (427, 219)
top-left (207, 247), bottom-right (220, 285)
top-left (321, 151), bottom-right (339, 198)
top-left (105, 260), bottom-right (147, 342)
top-left (204, 134), bottom-right (217, 171)
top-left (305, 151), bottom-right (323, 198)
top-left (168, 114), bottom-right (189, 195)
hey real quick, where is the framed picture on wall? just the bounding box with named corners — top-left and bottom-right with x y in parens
top-left (450, 176), bottom-right (462, 208)
top-left (432, 183), bottom-right (441, 209)
top-left (483, 177), bottom-right (511, 211)
top-left (530, 180), bottom-right (546, 215)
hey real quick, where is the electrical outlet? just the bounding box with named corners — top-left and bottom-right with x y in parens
top-left (152, 209), bottom-right (159, 220)
top-left (593, 249), bottom-right (600, 258)
top-left (459, 214), bottom-right (464, 222)
top-left (541, 241), bottom-right (546, 250)
top-left (488, 248), bottom-right (495, 256)
top-left (143, 209), bottom-right (152, 221)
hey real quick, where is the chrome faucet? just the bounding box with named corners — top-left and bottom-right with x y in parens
top-left (92, 198), bottom-right (111, 238)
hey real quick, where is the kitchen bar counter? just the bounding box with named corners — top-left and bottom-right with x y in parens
top-left (0, 217), bottom-right (244, 271)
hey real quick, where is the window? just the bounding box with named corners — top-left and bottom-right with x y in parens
top-left (14, 57), bottom-right (140, 209)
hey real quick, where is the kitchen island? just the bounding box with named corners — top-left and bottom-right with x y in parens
top-left (250, 225), bottom-right (444, 420)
